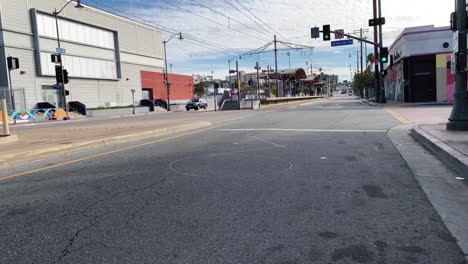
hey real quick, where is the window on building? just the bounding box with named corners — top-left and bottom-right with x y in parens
top-left (36, 13), bottom-right (115, 49)
top-left (41, 52), bottom-right (117, 79)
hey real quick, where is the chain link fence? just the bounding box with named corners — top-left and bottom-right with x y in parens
top-left (0, 87), bottom-right (26, 110)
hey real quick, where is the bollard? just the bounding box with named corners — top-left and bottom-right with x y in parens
top-left (1, 99), bottom-right (10, 136)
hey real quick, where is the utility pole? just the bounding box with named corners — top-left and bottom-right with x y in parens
top-left (378, 0), bottom-right (386, 103)
top-left (287, 52), bottom-right (291, 69)
top-left (372, 0), bottom-right (380, 101)
top-left (356, 50), bottom-right (360, 74)
top-left (236, 60), bottom-right (241, 109)
top-left (267, 65), bottom-right (271, 97)
top-left (274, 35), bottom-right (279, 97)
top-left (365, 38), bottom-right (368, 71)
top-left (255, 62), bottom-right (261, 99)
top-left (447, 0), bottom-right (468, 130)
top-left (353, 28), bottom-right (368, 74)
top-left (360, 28), bottom-right (364, 73)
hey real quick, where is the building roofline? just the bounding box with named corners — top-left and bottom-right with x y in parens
top-left (75, 0), bottom-right (162, 33)
top-left (389, 25), bottom-right (451, 51)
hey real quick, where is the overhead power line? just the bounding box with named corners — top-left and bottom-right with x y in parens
top-left (222, 0), bottom-right (272, 36)
top-left (232, 0), bottom-right (291, 42)
top-left (190, 0), bottom-right (272, 40)
top-left (85, 0), bottom-right (243, 55)
top-left (168, 3), bottom-right (271, 42)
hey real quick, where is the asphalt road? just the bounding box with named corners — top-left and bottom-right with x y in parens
top-left (1, 97), bottom-right (466, 264)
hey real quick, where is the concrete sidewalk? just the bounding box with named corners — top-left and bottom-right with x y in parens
top-left (0, 118), bottom-right (212, 168)
top-left (411, 124), bottom-right (468, 178)
top-left (361, 98), bottom-right (453, 107)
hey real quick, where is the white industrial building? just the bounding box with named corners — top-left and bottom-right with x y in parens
top-left (0, 0), bottom-right (165, 110)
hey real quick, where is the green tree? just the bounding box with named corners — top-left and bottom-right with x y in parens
top-left (353, 71), bottom-right (375, 98)
top-left (193, 81), bottom-right (208, 97)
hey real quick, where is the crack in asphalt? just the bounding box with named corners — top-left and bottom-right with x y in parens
top-left (52, 178), bottom-right (167, 264)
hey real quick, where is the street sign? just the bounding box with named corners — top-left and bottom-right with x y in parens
top-left (51, 54), bottom-right (61, 63)
top-left (335, 29), bottom-right (344, 39)
top-left (56, 47), bottom-right (66, 54)
top-left (311, 27), bottom-right (320, 39)
top-left (7, 57), bottom-right (19, 70)
top-left (331, 39), bottom-right (353, 47)
top-left (369, 17), bottom-right (386, 27)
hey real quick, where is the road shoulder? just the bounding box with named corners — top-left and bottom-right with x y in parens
top-left (388, 124), bottom-right (468, 261)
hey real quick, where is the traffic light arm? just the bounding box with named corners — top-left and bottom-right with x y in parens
top-left (321, 30), bottom-right (378, 46)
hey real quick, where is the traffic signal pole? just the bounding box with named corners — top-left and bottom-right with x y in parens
top-left (372, 0), bottom-right (380, 102)
top-left (274, 35), bottom-right (279, 97)
top-left (447, 0), bottom-right (468, 130)
top-left (378, 0), bottom-right (386, 103)
top-left (54, 10), bottom-right (69, 119)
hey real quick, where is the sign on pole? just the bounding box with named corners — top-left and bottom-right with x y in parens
top-left (335, 29), bottom-right (344, 39)
top-left (331, 39), bottom-right (353, 47)
top-left (7, 57), bottom-right (19, 70)
top-left (311, 27), bottom-right (320, 39)
top-left (452, 31), bottom-right (458, 74)
top-left (56, 47), bottom-right (66, 54)
top-left (51, 54), bottom-right (61, 63)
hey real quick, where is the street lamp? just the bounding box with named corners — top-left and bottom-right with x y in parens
top-left (131, 89), bottom-right (136, 115)
top-left (53, 0), bottom-right (83, 120)
top-left (163, 32), bottom-right (183, 111)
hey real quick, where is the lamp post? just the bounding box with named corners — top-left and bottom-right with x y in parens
top-left (53, 0), bottom-right (83, 120)
top-left (131, 89), bottom-right (136, 115)
top-left (163, 32), bottom-right (183, 111)
top-left (255, 62), bottom-right (261, 99)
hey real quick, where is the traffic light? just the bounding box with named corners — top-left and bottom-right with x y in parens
top-left (380, 47), bottom-right (389, 63)
top-left (323, 25), bottom-right (330, 41)
top-left (63, 69), bottom-right (70, 84)
top-left (55, 65), bottom-right (63, 84)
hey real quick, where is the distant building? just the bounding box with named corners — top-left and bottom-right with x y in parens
top-left (383, 25), bottom-right (454, 103)
top-left (141, 71), bottom-right (194, 104)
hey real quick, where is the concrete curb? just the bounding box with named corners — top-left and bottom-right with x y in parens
top-left (0, 134), bottom-right (18, 145)
top-left (410, 126), bottom-right (468, 178)
top-left (260, 98), bottom-right (325, 109)
top-left (360, 99), bottom-right (380, 106)
top-left (0, 122), bottom-right (212, 168)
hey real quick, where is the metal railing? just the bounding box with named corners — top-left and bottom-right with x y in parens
top-left (69, 101), bottom-right (87, 116)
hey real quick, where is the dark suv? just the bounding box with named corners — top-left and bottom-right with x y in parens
top-left (185, 98), bottom-right (208, 111)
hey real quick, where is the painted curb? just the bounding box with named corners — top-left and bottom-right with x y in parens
top-left (411, 126), bottom-right (468, 178)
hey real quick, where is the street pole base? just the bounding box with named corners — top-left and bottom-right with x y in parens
top-left (447, 120), bottom-right (468, 131)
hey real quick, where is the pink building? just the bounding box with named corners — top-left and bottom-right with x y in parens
top-left (384, 25), bottom-right (458, 103)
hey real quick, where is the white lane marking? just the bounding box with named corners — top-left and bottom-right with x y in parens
top-left (217, 128), bottom-right (387, 133)
top-left (249, 136), bottom-right (287, 148)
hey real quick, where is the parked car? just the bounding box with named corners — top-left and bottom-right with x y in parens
top-left (186, 98), bottom-right (207, 111)
top-left (348, 90), bottom-right (353, 96)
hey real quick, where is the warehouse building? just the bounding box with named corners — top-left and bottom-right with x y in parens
top-left (0, 0), bottom-right (193, 111)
